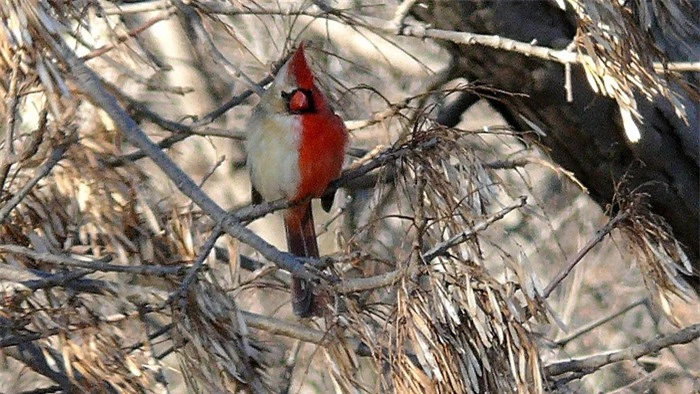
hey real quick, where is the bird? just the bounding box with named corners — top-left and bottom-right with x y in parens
top-left (245, 43), bottom-right (348, 317)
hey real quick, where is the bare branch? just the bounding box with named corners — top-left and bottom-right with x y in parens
top-left (543, 211), bottom-right (629, 298)
top-left (554, 298), bottom-right (648, 346)
top-left (192, 1), bottom-right (697, 75)
top-left (103, 52), bottom-right (280, 166)
top-left (335, 197), bottom-right (528, 293)
top-left (102, 0), bottom-right (171, 15)
top-left (546, 323), bottom-right (700, 378)
top-left (172, 0), bottom-right (264, 95)
top-left (169, 227), bottom-right (223, 307)
top-left (0, 244), bottom-right (185, 276)
top-left (242, 310), bottom-right (325, 344)
top-left (333, 268), bottom-right (404, 294)
top-left (81, 8), bottom-right (176, 61)
top-left (423, 196), bottom-right (528, 262)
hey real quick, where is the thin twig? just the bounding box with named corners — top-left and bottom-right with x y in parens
top-left (126, 323), bottom-right (174, 354)
top-left (81, 9), bottom-right (176, 61)
top-left (169, 227), bottom-right (223, 307)
top-left (0, 244), bottom-right (185, 276)
top-left (102, 0), bottom-right (171, 15)
top-left (555, 298), bottom-right (647, 346)
top-left (0, 143), bottom-right (69, 224)
top-left (172, 0), bottom-right (263, 95)
top-left (242, 310), bottom-right (325, 344)
top-left (105, 74), bottom-right (270, 166)
top-left (423, 196), bottom-right (527, 262)
top-left (546, 323), bottom-right (700, 378)
top-left (543, 211), bottom-right (629, 298)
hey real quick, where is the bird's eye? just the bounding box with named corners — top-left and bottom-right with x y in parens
top-left (282, 89), bottom-right (315, 114)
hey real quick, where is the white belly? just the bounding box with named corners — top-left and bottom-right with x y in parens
top-left (246, 112), bottom-right (301, 201)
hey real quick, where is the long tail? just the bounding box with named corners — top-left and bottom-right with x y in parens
top-left (284, 202), bottom-right (319, 317)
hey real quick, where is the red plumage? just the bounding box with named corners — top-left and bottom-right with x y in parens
top-left (247, 43), bottom-right (348, 316)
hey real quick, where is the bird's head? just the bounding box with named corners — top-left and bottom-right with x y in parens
top-left (257, 43), bottom-right (330, 117)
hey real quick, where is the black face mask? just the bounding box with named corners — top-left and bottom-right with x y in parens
top-left (282, 88), bottom-right (316, 114)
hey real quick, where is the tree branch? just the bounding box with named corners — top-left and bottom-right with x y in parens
top-left (0, 244), bottom-right (185, 276)
top-left (191, 1), bottom-right (698, 75)
top-left (169, 227), bottom-right (223, 307)
top-left (423, 196), bottom-right (527, 262)
top-left (554, 298), bottom-right (647, 347)
top-left (233, 137), bottom-right (439, 224)
top-left (546, 323), bottom-right (700, 379)
top-left (543, 211), bottom-right (629, 298)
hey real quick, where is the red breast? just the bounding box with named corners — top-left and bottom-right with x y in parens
top-left (288, 44), bottom-right (348, 202)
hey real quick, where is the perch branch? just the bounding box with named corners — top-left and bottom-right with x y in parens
top-left (233, 137), bottom-right (440, 223)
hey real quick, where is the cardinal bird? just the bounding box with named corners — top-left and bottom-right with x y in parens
top-left (246, 44), bottom-right (348, 317)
